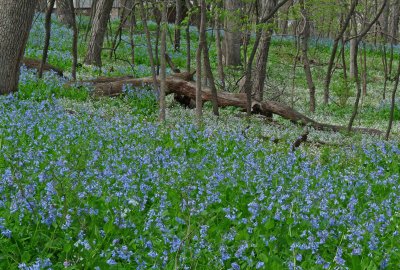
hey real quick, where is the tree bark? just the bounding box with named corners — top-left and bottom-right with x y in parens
top-left (159, 0), bottom-right (167, 122)
top-left (56, 0), bottom-right (75, 28)
top-left (138, 0), bottom-right (158, 92)
top-left (69, 0), bottom-right (78, 81)
top-left (174, 0), bottom-right (183, 51)
top-left (299, 0), bottom-right (316, 112)
top-left (36, 0), bottom-right (48, 12)
top-left (252, 0), bottom-right (277, 102)
top-left (39, 0), bottom-right (56, 79)
top-left (386, 54), bottom-right (400, 140)
top-left (200, 2), bottom-right (219, 116)
top-left (215, 18), bottom-right (226, 91)
top-left (323, 0), bottom-right (357, 104)
top-left (389, 0), bottom-right (400, 76)
top-left (349, 17), bottom-right (357, 79)
top-left (121, 0), bottom-right (136, 28)
top-left (184, 0), bottom-right (192, 72)
top-left (348, 0), bottom-right (387, 131)
top-left (0, 0), bottom-right (37, 95)
top-left (224, 0), bottom-right (242, 66)
top-left (196, 0), bottom-right (206, 124)
top-left (84, 0), bottom-right (114, 66)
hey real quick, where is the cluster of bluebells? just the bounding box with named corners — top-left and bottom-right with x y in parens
top-left (1, 92), bottom-right (399, 269)
top-left (18, 258), bottom-right (52, 270)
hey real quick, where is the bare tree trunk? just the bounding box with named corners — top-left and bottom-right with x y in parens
top-left (362, 42), bottom-right (367, 96)
top-left (381, 0), bottom-right (389, 100)
top-left (121, 0), bottom-right (136, 28)
top-left (381, 0), bottom-right (389, 38)
top-left (215, 19), bottom-right (226, 91)
top-left (159, 0), bottom-right (167, 122)
top-left (174, 0), bottom-right (183, 51)
top-left (39, 0), bottom-right (56, 79)
top-left (386, 55), bottom-right (400, 140)
top-left (70, 0), bottom-right (78, 81)
top-left (196, 0), bottom-right (206, 124)
top-left (349, 18), bottom-right (357, 79)
top-left (109, 1), bottom-right (136, 60)
top-left (84, 0), bottom-right (114, 66)
top-left (348, 0), bottom-right (387, 131)
top-left (0, 0), bottom-right (37, 95)
top-left (252, 0), bottom-right (277, 102)
top-left (36, 0), bottom-right (48, 12)
top-left (56, 0), bottom-right (75, 28)
top-left (389, 0), bottom-right (400, 76)
top-left (299, 0), bottom-right (316, 112)
top-left (84, 0), bottom-right (99, 42)
top-left (200, 3), bottom-right (219, 116)
top-left (186, 24), bottom-right (191, 71)
top-left (240, 0), bottom-right (291, 116)
top-left (185, 0), bottom-right (192, 72)
top-left (153, 6), bottom-right (162, 75)
top-left (129, 16), bottom-right (135, 65)
top-left (138, 0), bottom-right (158, 91)
top-left (224, 0), bottom-right (242, 66)
top-left (323, 0), bottom-right (357, 104)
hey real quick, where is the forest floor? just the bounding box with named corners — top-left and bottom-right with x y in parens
top-left (0, 14), bottom-right (399, 269)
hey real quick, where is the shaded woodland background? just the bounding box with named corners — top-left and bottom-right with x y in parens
top-left (0, 0), bottom-right (399, 138)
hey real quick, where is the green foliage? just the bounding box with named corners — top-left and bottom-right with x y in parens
top-left (331, 77), bottom-right (354, 107)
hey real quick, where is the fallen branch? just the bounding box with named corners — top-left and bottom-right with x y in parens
top-left (71, 75), bottom-right (383, 136)
top-left (291, 128), bottom-right (309, 151)
top-left (22, 58), bottom-right (64, 77)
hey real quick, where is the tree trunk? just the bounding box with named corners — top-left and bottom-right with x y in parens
top-left (138, 0), bottom-right (158, 91)
top-left (389, 0), bottom-right (400, 76)
top-left (159, 0), bottom-right (167, 122)
top-left (121, 0), bottom-right (136, 28)
top-left (323, 0), bottom-right (357, 104)
top-left (215, 20), bottom-right (226, 91)
top-left (56, 0), bottom-right (75, 28)
top-left (84, 0), bottom-right (114, 66)
top-left (196, 0), bottom-right (206, 124)
top-left (224, 0), bottom-right (242, 66)
top-left (36, 0), bottom-right (48, 12)
top-left (299, 0), bottom-right (316, 112)
top-left (200, 3), bottom-right (219, 116)
top-left (240, 0), bottom-right (291, 116)
top-left (0, 0), bottom-right (37, 95)
top-left (386, 54), bottom-right (400, 140)
top-left (70, 0), bottom-right (78, 81)
top-left (348, 0), bottom-right (387, 131)
top-left (153, 6), bottom-right (162, 75)
top-left (185, 0), bottom-right (192, 72)
top-left (252, 0), bottom-right (277, 102)
top-left (349, 18), bottom-right (357, 79)
top-left (174, 0), bottom-right (183, 51)
top-left (39, 0), bottom-right (56, 79)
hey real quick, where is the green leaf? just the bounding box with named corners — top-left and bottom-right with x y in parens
top-left (351, 256), bottom-right (362, 270)
top-left (265, 219), bottom-right (275, 230)
top-left (21, 251), bottom-right (31, 262)
top-left (63, 243), bottom-right (72, 253)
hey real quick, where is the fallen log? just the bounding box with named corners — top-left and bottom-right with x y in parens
top-left (73, 75), bottom-right (383, 136)
top-left (22, 58), bottom-right (64, 77)
top-left (291, 128), bottom-right (309, 151)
